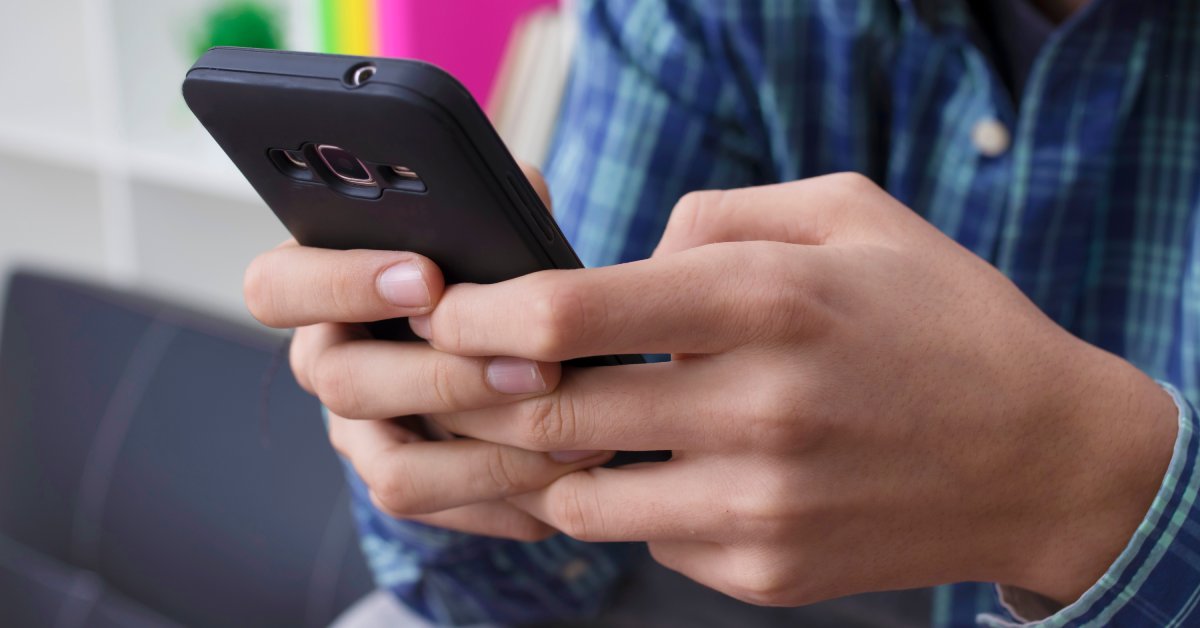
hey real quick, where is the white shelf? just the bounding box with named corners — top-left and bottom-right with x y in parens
top-left (0, 152), bottom-right (108, 285)
top-left (0, 123), bottom-right (260, 204)
top-left (0, 124), bottom-right (95, 174)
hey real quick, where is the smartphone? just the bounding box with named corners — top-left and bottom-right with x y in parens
top-left (183, 47), bottom-right (667, 465)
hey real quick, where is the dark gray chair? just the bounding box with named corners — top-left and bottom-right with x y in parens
top-left (0, 269), bottom-right (372, 627)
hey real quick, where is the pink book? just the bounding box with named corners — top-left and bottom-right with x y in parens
top-left (378, 0), bottom-right (560, 107)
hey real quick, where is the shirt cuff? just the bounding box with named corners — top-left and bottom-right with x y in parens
top-left (978, 382), bottom-right (1200, 627)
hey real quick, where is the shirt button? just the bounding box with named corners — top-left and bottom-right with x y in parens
top-left (560, 558), bottom-right (589, 582)
top-left (971, 118), bottom-right (1011, 157)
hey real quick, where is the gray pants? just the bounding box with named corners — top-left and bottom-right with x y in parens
top-left (333, 554), bottom-right (932, 628)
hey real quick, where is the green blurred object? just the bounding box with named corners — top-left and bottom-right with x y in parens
top-left (194, 2), bottom-right (281, 59)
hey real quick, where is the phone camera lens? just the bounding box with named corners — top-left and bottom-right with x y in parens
top-left (316, 144), bottom-right (375, 186)
top-left (346, 63), bottom-right (376, 87)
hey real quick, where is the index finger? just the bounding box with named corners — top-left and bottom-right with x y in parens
top-left (410, 241), bottom-right (811, 361)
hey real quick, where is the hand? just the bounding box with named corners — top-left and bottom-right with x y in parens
top-left (410, 173), bottom-right (1179, 607)
top-left (244, 165), bottom-right (611, 541)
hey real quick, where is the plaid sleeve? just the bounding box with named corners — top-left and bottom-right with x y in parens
top-left (978, 384), bottom-right (1200, 628)
top-left (342, 462), bottom-right (636, 626)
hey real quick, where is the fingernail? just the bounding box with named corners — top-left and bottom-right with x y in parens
top-left (550, 450), bottom-right (606, 464)
top-left (378, 262), bottom-right (429, 308)
top-left (486, 357), bottom-right (547, 395)
top-left (409, 315), bottom-right (431, 339)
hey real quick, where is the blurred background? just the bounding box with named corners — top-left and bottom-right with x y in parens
top-left (0, 2), bottom-right (574, 625)
top-left (0, 0), bottom-right (573, 321)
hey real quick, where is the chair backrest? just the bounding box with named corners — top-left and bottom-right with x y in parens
top-left (0, 270), bottom-right (371, 627)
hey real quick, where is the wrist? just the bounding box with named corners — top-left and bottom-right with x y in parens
top-left (1007, 341), bottom-right (1177, 607)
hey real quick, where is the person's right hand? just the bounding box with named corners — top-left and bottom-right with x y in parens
top-left (243, 167), bottom-right (613, 541)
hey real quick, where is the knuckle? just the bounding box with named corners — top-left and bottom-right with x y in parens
top-left (724, 245), bottom-right (809, 337)
top-left (289, 332), bottom-right (314, 394)
top-left (743, 243), bottom-right (797, 292)
top-left (730, 555), bottom-right (794, 607)
top-left (742, 413), bottom-right (797, 454)
top-left (731, 493), bottom-right (784, 531)
top-left (647, 543), bottom-right (668, 565)
top-left (368, 457), bottom-right (423, 515)
top-left (550, 480), bottom-right (599, 541)
top-left (677, 189), bottom-right (722, 230)
top-left (313, 349), bottom-right (367, 418)
top-left (527, 279), bottom-right (590, 361)
top-left (728, 476), bottom-right (823, 551)
top-left (742, 377), bottom-right (808, 449)
top-left (482, 446), bottom-right (523, 495)
top-left (827, 171), bottom-right (878, 197)
top-left (326, 420), bottom-right (349, 456)
top-left (664, 189), bottom-right (727, 250)
top-left (745, 364), bottom-right (835, 452)
top-left (522, 394), bottom-right (577, 451)
top-left (424, 357), bottom-right (463, 410)
top-left (742, 244), bottom-right (833, 342)
top-left (822, 172), bottom-right (884, 227)
top-left (728, 474), bottom-right (794, 533)
top-left (754, 267), bottom-right (804, 322)
top-left (429, 295), bottom-right (467, 354)
top-left (672, 190), bottom-right (708, 224)
top-left (646, 543), bottom-right (683, 573)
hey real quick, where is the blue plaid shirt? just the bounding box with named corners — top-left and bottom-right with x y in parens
top-left (346, 0), bottom-right (1200, 625)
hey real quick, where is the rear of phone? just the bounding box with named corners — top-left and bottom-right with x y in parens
top-left (183, 48), bottom-right (668, 465)
top-left (184, 48), bottom-right (569, 285)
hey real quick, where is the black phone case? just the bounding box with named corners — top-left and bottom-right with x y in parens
top-left (183, 47), bottom-right (668, 465)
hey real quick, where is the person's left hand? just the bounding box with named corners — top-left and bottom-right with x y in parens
top-left (408, 173), bottom-right (1178, 608)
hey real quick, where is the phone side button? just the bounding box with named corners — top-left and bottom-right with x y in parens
top-left (506, 174), bottom-right (556, 242)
